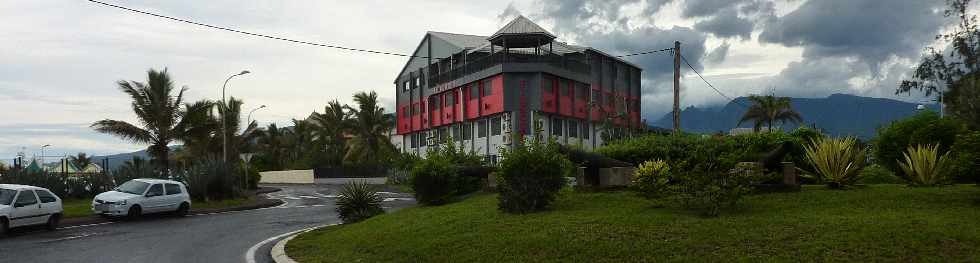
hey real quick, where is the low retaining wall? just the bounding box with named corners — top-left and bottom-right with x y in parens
top-left (260, 170), bottom-right (314, 184)
top-left (576, 167), bottom-right (636, 188)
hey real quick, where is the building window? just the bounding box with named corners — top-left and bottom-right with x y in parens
top-left (439, 128), bottom-right (448, 142)
top-left (491, 117), bottom-right (502, 136)
top-left (568, 120), bottom-right (578, 138)
top-left (430, 97), bottom-right (439, 110)
top-left (412, 104), bottom-right (420, 116)
top-left (410, 133), bottom-right (418, 148)
top-left (462, 123), bottom-right (472, 140)
top-left (478, 119), bottom-right (488, 138)
top-left (561, 81), bottom-right (570, 96)
top-left (592, 90), bottom-right (601, 104)
top-left (551, 118), bottom-right (563, 136)
top-left (583, 123), bottom-right (590, 139)
top-left (483, 79), bottom-right (493, 97)
top-left (579, 84), bottom-right (590, 100)
top-left (470, 84), bottom-right (479, 100)
top-left (542, 77), bottom-right (553, 94)
top-left (446, 92), bottom-right (455, 106)
top-left (402, 81), bottom-right (409, 92)
top-left (415, 77), bottom-right (421, 88)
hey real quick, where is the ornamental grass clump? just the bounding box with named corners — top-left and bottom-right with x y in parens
top-left (897, 144), bottom-right (951, 187)
top-left (336, 181), bottom-right (384, 224)
top-left (803, 137), bottom-right (867, 189)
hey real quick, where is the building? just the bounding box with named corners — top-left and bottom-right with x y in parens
top-left (393, 16), bottom-right (643, 161)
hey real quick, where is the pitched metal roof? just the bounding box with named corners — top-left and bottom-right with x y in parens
top-left (428, 31), bottom-right (489, 50)
top-left (490, 15), bottom-right (556, 40)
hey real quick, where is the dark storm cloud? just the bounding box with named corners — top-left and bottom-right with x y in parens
top-left (693, 8), bottom-right (754, 40)
top-left (498, 2), bottom-right (522, 23)
top-left (759, 0), bottom-right (946, 72)
top-left (682, 0), bottom-right (746, 18)
top-left (704, 42), bottom-right (730, 64)
top-left (537, 0), bottom-right (671, 33)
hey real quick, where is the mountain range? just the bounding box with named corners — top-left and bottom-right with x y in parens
top-left (651, 94), bottom-right (939, 139)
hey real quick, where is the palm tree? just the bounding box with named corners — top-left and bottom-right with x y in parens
top-left (284, 118), bottom-right (315, 168)
top-left (69, 152), bottom-right (93, 169)
top-left (216, 97), bottom-right (262, 162)
top-left (92, 68), bottom-right (209, 175)
top-left (310, 100), bottom-right (352, 166)
top-left (258, 123), bottom-right (287, 170)
top-left (737, 95), bottom-right (803, 132)
top-left (345, 91), bottom-right (394, 164)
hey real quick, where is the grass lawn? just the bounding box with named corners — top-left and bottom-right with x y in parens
top-left (288, 184), bottom-right (980, 262)
top-left (61, 196), bottom-right (256, 218)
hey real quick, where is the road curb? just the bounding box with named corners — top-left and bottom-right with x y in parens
top-left (60, 188), bottom-right (285, 228)
top-left (271, 224), bottom-right (337, 263)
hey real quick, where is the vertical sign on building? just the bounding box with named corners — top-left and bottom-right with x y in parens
top-left (519, 80), bottom-right (528, 135)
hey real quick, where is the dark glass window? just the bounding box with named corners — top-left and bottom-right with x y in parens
top-left (592, 90), bottom-right (601, 103)
top-left (14, 191), bottom-right (37, 207)
top-left (561, 82), bottom-right (570, 96)
top-left (470, 84), bottom-right (479, 100)
top-left (552, 118), bottom-right (563, 136)
top-left (483, 80), bottom-right (493, 96)
top-left (568, 120), bottom-right (578, 138)
top-left (579, 84), bottom-right (590, 100)
top-left (446, 92), bottom-right (455, 106)
top-left (478, 120), bottom-right (488, 138)
top-left (463, 123), bottom-right (472, 140)
top-left (543, 77), bottom-right (553, 94)
top-left (410, 133), bottom-right (418, 148)
top-left (165, 184), bottom-right (182, 195)
top-left (146, 184), bottom-right (164, 197)
top-left (491, 117), bottom-right (502, 136)
top-left (35, 190), bottom-right (57, 203)
top-left (583, 123), bottom-right (590, 139)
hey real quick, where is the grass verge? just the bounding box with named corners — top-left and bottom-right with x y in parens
top-left (61, 196), bottom-right (256, 218)
top-left (288, 184), bottom-right (980, 262)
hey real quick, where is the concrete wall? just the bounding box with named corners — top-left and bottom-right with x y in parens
top-left (259, 170), bottom-right (314, 184)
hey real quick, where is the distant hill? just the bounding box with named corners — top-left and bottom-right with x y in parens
top-left (92, 149), bottom-right (152, 171)
top-left (652, 94), bottom-right (938, 139)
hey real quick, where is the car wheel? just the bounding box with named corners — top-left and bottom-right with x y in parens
top-left (127, 205), bottom-right (142, 220)
top-left (175, 202), bottom-right (189, 217)
top-left (0, 218), bottom-right (8, 237)
top-left (46, 214), bottom-right (61, 231)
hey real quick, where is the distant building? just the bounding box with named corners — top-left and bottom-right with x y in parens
top-left (393, 16), bottom-right (643, 160)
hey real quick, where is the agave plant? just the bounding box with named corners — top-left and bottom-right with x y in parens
top-left (897, 144), bottom-right (951, 186)
top-left (336, 181), bottom-right (384, 223)
top-left (803, 137), bottom-right (867, 189)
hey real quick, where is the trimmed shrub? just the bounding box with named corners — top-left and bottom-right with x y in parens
top-left (874, 111), bottom-right (963, 173)
top-left (410, 157), bottom-right (456, 205)
top-left (858, 164), bottom-right (903, 184)
top-left (898, 144), bottom-right (951, 186)
top-left (336, 181), bottom-right (384, 223)
top-left (803, 137), bottom-right (867, 189)
top-left (632, 159), bottom-right (670, 198)
top-left (497, 141), bottom-right (571, 214)
top-left (180, 158), bottom-right (243, 201)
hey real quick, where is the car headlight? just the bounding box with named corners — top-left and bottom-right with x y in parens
top-left (117, 200), bottom-right (127, 205)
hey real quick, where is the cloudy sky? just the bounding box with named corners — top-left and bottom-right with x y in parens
top-left (0, 0), bottom-right (955, 159)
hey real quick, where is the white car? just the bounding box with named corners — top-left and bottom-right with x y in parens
top-left (92, 179), bottom-right (191, 218)
top-left (0, 184), bottom-right (64, 236)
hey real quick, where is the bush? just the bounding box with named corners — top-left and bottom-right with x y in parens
top-left (410, 157), bottom-right (456, 205)
top-left (949, 131), bottom-right (980, 183)
top-left (897, 144), bottom-right (951, 186)
top-left (180, 158), bottom-right (243, 201)
top-left (632, 160), bottom-right (670, 198)
top-left (874, 111), bottom-right (963, 173)
top-left (0, 170), bottom-right (115, 199)
top-left (665, 138), bottom-right (758, 217)
top-left (803, 137), bottom-right (867, 189)
top-left (858, 164), bottom-right (902, 184)
top-left (336, 181), bottom-right (384, 223)
top-left (497, 140), bottom-right (571, 214)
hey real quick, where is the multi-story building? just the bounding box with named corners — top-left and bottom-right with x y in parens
top-left (393, 16), bottom-right (642, 161)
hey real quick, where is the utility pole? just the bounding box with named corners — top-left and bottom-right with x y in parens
top-left (672, 41), bottom-right (681, 134)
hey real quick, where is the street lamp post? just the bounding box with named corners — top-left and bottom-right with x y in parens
top-left (222, 70), bottom-right (251, 163)
top-left (246, 105), bottom-right (267, 128)
top-left (40, 144), bottom-right (51, 168)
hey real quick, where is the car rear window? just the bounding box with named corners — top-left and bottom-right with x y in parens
top-left (35, 190), bottom-right (57, 203)
top-left (146, 184), bottom-right (164, 196)
top-left (165, 184), bottom-right (182, 195)
top-left (15, 191), bottom-right (37, 207)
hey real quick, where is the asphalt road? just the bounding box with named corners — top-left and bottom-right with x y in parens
top-left (0, 183), bottom-right (416, 263)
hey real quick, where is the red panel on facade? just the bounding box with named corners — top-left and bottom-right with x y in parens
top-left (421, 97), bottom-right (429, 129)
top-left (443, 91), bottom-right (455, 124)
top-left (466, 84), bottom-right (479, 119)
top-left (397, 104), bottom-right (410, 135)
top-left (541, 75), bottom-right (556, 113)
top-left (411, 102), bottom-right (421, 132)
top-left (574, 83), bottom-right (588, 119)
top-left (431, 96), bottom-right (442, 127)
top-left (559, 79), bottom-right (573, 116)
top-left (591, 86), bottom-right (603, 121)
top-left (481, 75), bottom-right (504, 115)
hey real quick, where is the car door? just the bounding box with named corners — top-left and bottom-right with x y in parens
top-left (9, 190), bottom-right (41, 227)
top-left (164, 183), bottom-right (183, 211)
top-left (142, 184), bottom-right (166, 213)
top-left (35, 190), bottom-right (61, 218)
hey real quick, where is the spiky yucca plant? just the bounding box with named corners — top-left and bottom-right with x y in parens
top-left (336, 181), bottom-right (384, 223)
top-left (897, 144), bottom-right (951, 186)
top-left (803, 137), bottom-right (867, 189)
top-left (632, 159), bottom-right (670, 198)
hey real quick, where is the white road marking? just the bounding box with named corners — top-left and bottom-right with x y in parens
top-left (59, 222), bottom-right (115, 230)
top-left (298, 195), bottom-right (319, 199)
top-left (47, 233), bottom-right (96, 242)
top-left (245, 225), bottom-right (330, 263)
top-left (383, 197), bottom-right (415, 202)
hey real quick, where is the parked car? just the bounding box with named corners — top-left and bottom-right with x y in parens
top-left (0, 184), bottom-right (64, 236)
top-left (92, 179), bottom-right (191, 219)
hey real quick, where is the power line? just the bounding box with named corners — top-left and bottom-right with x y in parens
top-left (84, 0), bottom-right (677, 61)
top-left (679, 54), bottom-right (749, 108)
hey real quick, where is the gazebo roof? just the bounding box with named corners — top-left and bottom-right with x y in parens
top-left (488, 15), bottom-right (556, 47)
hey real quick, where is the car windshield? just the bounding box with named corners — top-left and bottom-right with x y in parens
top-left (114, 181), bottom-right (150, 195)
top-left (0, 189), bottom-right (15, 206)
